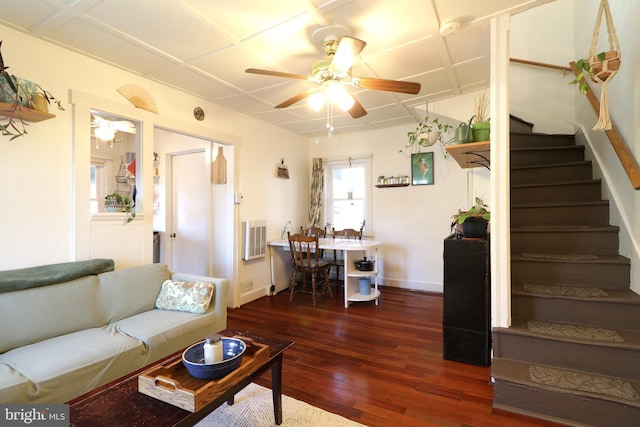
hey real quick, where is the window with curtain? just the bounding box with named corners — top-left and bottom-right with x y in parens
top-left (324, 157), bottom-right (372, 233)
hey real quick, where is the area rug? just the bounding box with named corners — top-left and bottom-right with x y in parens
top-left (195, 383), bottom-right (366, 426)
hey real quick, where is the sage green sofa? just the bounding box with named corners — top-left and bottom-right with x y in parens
top-left (0, 259), bottom-right (228, 404)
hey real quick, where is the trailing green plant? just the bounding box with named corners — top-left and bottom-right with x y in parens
top-left (400, 116), bottom-right (452, 153)
top-left (104, 193), bottom-right (136, 223)
top-left (568, 52), bottom-right (617, 94)
top-left (451, 197), bottom-right (490, 224)
top-left (0, 40), bottom-right (64, 140)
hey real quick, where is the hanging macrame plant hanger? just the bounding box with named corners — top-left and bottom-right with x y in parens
top-left (588, 0), bottom-right (621, 131)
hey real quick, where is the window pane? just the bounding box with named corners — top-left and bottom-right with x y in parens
top-left (333, 199), bottom-right (364, 230)
top-left (332, 166), bottom-right (364, 199)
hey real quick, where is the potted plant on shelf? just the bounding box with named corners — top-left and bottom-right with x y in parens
top-left (401, 115), bottom-right (453, 153)
top-left (451, 197), bottom-right (490, 239)
top-left (104, 193), bottom-right (136, 223)
top-left (0, 40), bottom-right (64, 140)
top-left (471, 92), bottom-right (490, 142)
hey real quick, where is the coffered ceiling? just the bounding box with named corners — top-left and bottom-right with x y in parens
top-left (0, 0), bottom-right (554, 136)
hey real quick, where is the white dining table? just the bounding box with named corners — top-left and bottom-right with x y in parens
top-left (267, 238), bottom-right (381, 308)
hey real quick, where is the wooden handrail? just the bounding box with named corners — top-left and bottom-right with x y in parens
top-left (510, 57), bottom-right (572, 72)
top-left (569, 61), bottom-right (640, 190)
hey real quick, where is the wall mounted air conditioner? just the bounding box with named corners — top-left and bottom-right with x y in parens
top-left (242, 220), bottom-right (267, 260)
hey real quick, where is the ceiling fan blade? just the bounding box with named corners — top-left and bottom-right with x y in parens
top-left (348, 97), bottom-right (367, 118)
top-left (275, 89), bottom-right (318, 108)
top-left (331, 37), bottom-right (366, 72)
top-left (353, 77), bottom-right (421, 94)
top-left (245, 68), bottom-right (309, 81)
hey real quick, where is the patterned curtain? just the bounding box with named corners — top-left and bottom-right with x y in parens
top-left (308, 158), bottom-right (324, 227)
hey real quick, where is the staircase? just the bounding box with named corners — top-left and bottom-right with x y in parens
top-left (491, 116), bottom-right (640, 426)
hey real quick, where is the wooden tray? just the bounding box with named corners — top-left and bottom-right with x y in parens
top-left (138, 336), bottom-right (269, 412)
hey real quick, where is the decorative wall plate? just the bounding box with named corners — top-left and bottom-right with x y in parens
top-left (194, 107), bottom-right (204, 121)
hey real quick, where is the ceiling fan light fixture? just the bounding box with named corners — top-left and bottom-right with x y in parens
top-left (95, 123), bottom-right (115, 141)
top-left (326, 83), bottom-right (355, 112)
top-left (307, 91), bottom-right (326, 111)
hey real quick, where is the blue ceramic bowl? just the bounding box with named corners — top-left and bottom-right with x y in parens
top-left (182, 337), bottom-right (246, 380)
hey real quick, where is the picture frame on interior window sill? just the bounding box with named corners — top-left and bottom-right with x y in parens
top-left (411, 152), bottom-right (434, 186)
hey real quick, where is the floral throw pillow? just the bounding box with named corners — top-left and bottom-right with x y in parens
top-left (155, 280), bottom-right (215, 314)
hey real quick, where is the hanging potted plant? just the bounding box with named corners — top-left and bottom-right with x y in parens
top-left (569, 51), bottom-right (620, 94)
top-left (401, 115), bottom-right (452, 153)
top-left (471, 92), bottom-right (490, 142)
top-left (451, 197), bottom-right (490, 239)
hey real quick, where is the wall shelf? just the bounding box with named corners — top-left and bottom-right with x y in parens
top-left (445, 141), bottom-right (490, 170)
top-left (375, 183), bottom-right (409, 188)
top-left (0, 102), bottom-right (56, 122)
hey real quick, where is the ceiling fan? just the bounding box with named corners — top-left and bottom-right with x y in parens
top-left (245, 30), bottom-right (421, 119)
top-left (91, 114), bottom-right (137, 136)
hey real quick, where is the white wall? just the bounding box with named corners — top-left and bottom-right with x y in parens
top-left (0, 24), bottom-right (309, 306)
top-left (308, 96), bottom-right (490, 292)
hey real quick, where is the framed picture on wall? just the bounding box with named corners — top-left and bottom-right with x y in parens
top-left (411, 152), bottom-right (434, 185)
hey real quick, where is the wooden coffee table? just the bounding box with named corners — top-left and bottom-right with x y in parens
top-left (68, 329), bottom-right (294, 426)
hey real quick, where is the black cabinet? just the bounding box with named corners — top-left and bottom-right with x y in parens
top-left (443, 236), bottom-right (491, 366)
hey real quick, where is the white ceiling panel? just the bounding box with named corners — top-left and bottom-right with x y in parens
top-left (1, 0), bottom-right (554, 136)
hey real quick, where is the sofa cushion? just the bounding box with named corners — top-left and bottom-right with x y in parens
top-left (0, 364), bottom-right (30, 404)
top-left (98, 264), bottom-right (171, 323)
top-left (112, 308), bottom-right (222, 365)
top-left (155, 280), bottom-right (214, 314)
top-left (0, 327), bottom-right (146, 404)
top-left (0, 276), bottom-right (103, 354)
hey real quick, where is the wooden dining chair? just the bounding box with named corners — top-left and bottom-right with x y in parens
top-left (300, 226), bottom-right (327, 258)
top-left (330, 226), bottom-right (363, 284)
top-left (287, 232), bottom-right (332, 306)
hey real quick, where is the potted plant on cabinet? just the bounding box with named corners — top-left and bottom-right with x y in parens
top-left (471, 92), bottom-right (490, 142)
top-left (451, 197), bottom-right (490, 239)
top-left (104, 193), bottom-right (136, 223)
top-left (401, 115), bottom-right (453, 153)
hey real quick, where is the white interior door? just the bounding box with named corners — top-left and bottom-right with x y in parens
top-left (170, 150), bottom-right (210, 275)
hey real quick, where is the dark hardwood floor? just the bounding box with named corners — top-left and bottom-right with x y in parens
top-left (227, 285), bottom-right (564, 427)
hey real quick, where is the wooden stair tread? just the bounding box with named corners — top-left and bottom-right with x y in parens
top-left (492, 358), bottom-right (640, 407)
top-left (512, 200), bottom-right (608, 208)
top-left (511, 160), bottom-right (592, 170)
top-left (497, 320), bottom-right (640, 350)
top-left (511, 253), bottom-right (630, 264)
top-left (511, 225), bottom-right (619, 233)
top-left (511, 282), bottom-right (640, 303)
top-left (511, 179), bottom-right (601, 189)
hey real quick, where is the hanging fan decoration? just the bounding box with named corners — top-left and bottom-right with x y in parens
top-left (587, 0), bottom-right (621, 131)
top-left (117, 84), bottom-right (158, 114)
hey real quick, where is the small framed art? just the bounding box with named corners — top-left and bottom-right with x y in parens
top-left (411, 152), bottom-right (434, 185)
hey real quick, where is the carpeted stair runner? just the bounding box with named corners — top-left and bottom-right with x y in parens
top-left (526, 320), bottom-right (624, 343)
top-left (528, 365), bottom-right (640, 401)
top-left (522, 283), bottom-right (609, 297)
